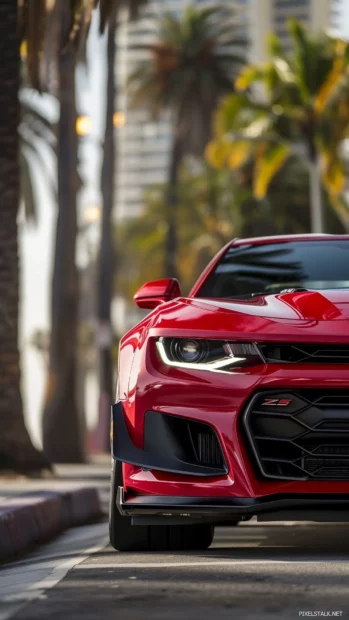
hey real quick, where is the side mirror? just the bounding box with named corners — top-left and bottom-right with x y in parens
top-left (134, 279), bottom-right (182, 309)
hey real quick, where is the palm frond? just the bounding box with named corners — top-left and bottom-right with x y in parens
top-left (20, 0), bottom-right (149, 90)
top-left (208, 17), bottom-right (349, 216)
top-left (253, 142), bottom-right (291, 200)
top-left (20, 149), bottom-right (38, 225)
top-left (235, 64), bottom-right (265, 91)
top-left (288, 18), bottom-right (318, 101)
top-left (21, 99), bottom-right (57, 138)
top-left (20, 133), bottom-right (57, 193)
top-left (267, 32), bottom-right (284, 58)
top-left (19, 95), bottom-right (58, 225)
top-left (128, 4), bottom-right (247, 153)
top-left (314, 40), bottom-right (348, 113)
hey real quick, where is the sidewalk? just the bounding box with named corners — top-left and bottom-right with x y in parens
top-left (0, 457), bottom-right (110, 564)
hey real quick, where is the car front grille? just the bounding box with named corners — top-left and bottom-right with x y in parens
top-left (259, 343), bottom-right (349, 364)
top-left (243, 390), bottom-right (349, 481)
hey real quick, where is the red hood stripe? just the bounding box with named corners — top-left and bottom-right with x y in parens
top-left (193, 291), bottom-right (348, 322)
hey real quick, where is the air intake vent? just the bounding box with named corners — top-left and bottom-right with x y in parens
top-left (144, 411), bottom-right (226, 473)
top-left (243, 390), bottom-right (349, 481)
top-left (259, 343), bottom-right (349, 364)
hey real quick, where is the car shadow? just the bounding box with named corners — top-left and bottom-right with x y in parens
top-left (197, 521), bottom-right (349, 561)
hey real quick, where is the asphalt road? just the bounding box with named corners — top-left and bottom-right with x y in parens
top-left (2, 516), bottom-right (349, 620)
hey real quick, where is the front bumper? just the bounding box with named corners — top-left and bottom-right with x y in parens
top-left (114, 349), bottom-right (349, 497)
top-left (118, 487), bottom-right (349, 524)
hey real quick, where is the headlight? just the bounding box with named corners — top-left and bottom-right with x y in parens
top-left (171, 339), bottom-right (208, 363)
top-left (156, 338), bottom-right (263, 372)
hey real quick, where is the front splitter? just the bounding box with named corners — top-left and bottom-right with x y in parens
top-left (117, 487), bottom-right (349, 524)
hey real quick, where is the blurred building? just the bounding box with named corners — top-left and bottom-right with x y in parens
top-left (251, 0), bottom-right (339, 60)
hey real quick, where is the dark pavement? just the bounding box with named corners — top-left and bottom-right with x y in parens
top-left (2, 518), bottom-right (349, 620)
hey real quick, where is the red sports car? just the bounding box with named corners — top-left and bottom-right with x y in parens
top-left (110, 234), bottom-right (349, 551)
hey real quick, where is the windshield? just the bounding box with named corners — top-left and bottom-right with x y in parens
top-left (196, 240), bottom-right (349, 299)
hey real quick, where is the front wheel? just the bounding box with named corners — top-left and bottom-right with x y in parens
top-left (109, 460), bottom-right (214, 552)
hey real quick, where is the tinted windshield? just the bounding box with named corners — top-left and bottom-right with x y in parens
top-left (196, 241), bottom-right (349, 299)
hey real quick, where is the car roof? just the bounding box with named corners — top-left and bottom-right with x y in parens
top-left (230, 234), bottom-right (349, 247)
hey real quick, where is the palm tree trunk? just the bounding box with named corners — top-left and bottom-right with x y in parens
top-left (165, 129), bottom-right (182, 279)
top-left (97, 6), bottom-right (117, 452)
top-left (43, 2), bottom-right (84, 463)
top-left (309, 155), bottom-right (325, 234)
top-left (0, 0), bottom-right (49, 472)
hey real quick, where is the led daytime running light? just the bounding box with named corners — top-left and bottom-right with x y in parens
top-left (156, 338), bottom-right (262, 373)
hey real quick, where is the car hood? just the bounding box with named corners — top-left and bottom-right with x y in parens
top-left (151, 290), bottom-right (349, 341)
top-left (192, 290), bottom-right (349, 322)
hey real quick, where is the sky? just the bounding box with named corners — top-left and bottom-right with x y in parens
top-left (20, 0), bottom-right (349, 448)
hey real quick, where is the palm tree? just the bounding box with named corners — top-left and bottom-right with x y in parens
top-left (0, 0), bottom-right (125, 472)
top-left (97, 0), bottom-right (148, 453)
top-left (207, 20), bottom-right (349, 233)
top-left (0, 1), bottom-right (48, 471)
top-left (21, 0), bottom-right (147, 463)
top-left (41, 0), bottom-right (86, 463)
top-left (128, 5), bottom-right (247, 278)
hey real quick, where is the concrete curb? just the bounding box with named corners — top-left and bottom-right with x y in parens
top-left (0, 486), bottom-right (102, 563)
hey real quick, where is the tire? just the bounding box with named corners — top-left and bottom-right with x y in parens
top-left (109, 459), bottom-right (214, 552)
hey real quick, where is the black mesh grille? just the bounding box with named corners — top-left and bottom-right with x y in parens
top-left (189, 424), bottom-right (224, 468)
top-left (259, 343), bottom-right (349, 364)
top-left (243, 390), bottom-right (349, 481)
